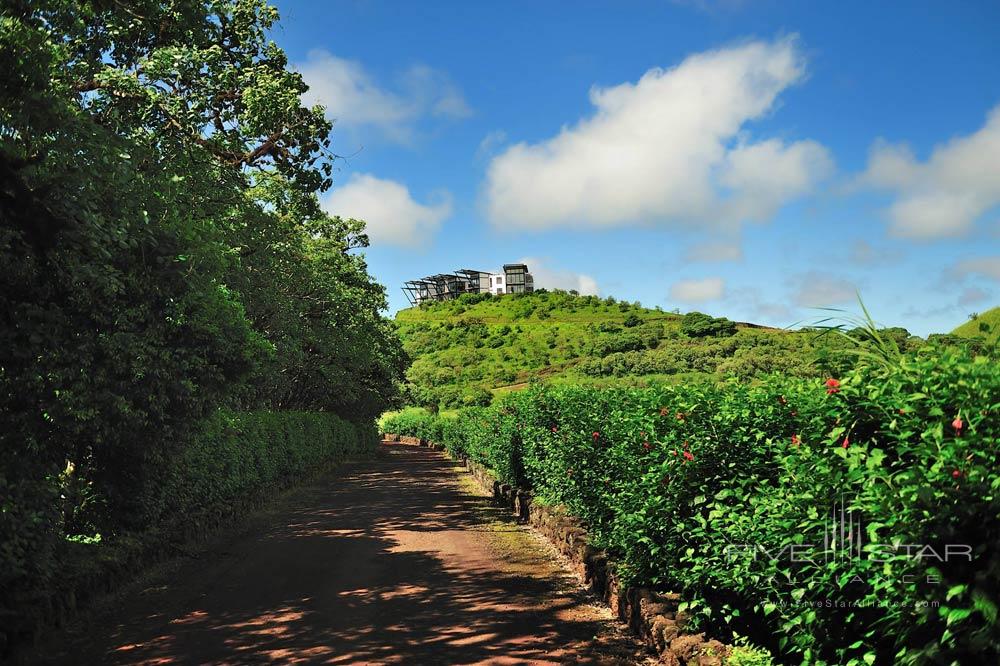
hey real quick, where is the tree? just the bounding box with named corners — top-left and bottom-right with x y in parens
top-left (680, 312), bottom-right (737, 338)
top-left (0, 0), bottom-right (406, 621)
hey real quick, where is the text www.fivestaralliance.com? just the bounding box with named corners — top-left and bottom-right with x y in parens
top-left (772, 599), bottom-right (941, 609)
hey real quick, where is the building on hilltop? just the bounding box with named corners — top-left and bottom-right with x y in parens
top-left (502, 263), bottom-right (533, 294)
top-left (402, 264), bottom-right (534, 305)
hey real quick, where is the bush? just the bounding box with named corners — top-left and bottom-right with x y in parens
top-left (143, 410), bottom-right (374, 527)
top-left (1, 409), bottom-right (372, 649)
top-left (384, 346), bottom-right (1000, 664)
top-left (727, 642), bottom-right (775, 666)
top-left (681, 312), bottom-right (737, 338)
top-left (593, 332), bottom-right (647, 356)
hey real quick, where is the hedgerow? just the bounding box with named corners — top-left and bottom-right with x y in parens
top-left (2, 410), bottom-right (374, 647)
top-left (382, 346), bottom-right (1000, 665)
top-left (143, 410), bottom-right (376, 527)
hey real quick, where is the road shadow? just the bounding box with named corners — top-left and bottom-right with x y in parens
top-left (35, 443), bottom-right (639, 665)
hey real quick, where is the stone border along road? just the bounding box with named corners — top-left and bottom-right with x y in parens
top-left (29, 441), bottom-right (655, 665)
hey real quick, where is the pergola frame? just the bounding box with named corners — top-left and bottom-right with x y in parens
top-left (401, 269), bottom-right (494, 306)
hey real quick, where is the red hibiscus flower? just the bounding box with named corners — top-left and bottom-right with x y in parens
top-left (952, 417), bottom-right (963, 433)
top-left (825, 378), bottom-right (841, 395)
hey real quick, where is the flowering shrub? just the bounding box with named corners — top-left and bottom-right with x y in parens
top-left (383, 346), bottom-right (1000, 665)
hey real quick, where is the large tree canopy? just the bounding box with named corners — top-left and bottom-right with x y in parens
top-left (0, 0), bottom-right (407, 618)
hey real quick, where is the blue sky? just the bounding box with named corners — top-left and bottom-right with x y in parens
top-left (272, 0), bottom-right (999, 335)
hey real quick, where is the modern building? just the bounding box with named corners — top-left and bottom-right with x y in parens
top-left (402, 264), bottom-right (534, 305)
top-left (502, 264), bottom-right (534, 294)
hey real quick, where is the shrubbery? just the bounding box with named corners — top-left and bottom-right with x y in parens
top-left (143, 411), bottom-right (375, 528)
top-left (382, 345), bottom-right (1000, 664)
top-left (394, 292), bottom-right (883, 411)
top-left (681, 312), bottom-right (737, 338)
top-left (2, 410), bottom-right (374, 645)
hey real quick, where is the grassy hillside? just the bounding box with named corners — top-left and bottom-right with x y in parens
top-left (952, 306), bottom-right (1000, 343)
top-left (395, 290), bottom-right (873, 409)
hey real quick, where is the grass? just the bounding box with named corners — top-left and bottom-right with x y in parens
top-left (952, 306), bottom-right (1000, 344)
top-left (395, 290), bottom-right (870, 410)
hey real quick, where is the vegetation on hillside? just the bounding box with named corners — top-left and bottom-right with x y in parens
top-left (396, 290), bottom-right (935, 410)
top-left (952, 306), bottom-right (1000, 344)
top-left (1, 0), bottom-right (404, 648)
top-left (384, 342), bottom-right (1000, 665)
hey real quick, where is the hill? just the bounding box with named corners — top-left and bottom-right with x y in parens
top-left (952, 306), bottom-right (1000, 344)
top-left (394, 290), bottom-right (863, 410)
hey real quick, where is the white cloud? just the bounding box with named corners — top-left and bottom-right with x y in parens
top-left (718, 138), bottom-right (832, 221)
top-left (483, 37), bottom-right (831, 230)
top-left (848, 239), bottom-right (901, 266)
top-left (791, 272), bottom-right (857, 307)
top-left (297, 50), bottom-right (470, 143)
top-left (861, 104), bottom-right (1000, 238)
top-left (953, 257), bottom-right (1000, 281)
top-left (400, 64), bottom-right (472, 119)
top-left (670, 277), bottom-right (725, 302)
top-left (684, 240), bottom-right (743, 262)
top-left (959, 286), bottom-right (991, 305)
top-left (476, 130), bottom-right (508, 160)
top-left (726, 287), bottom-right (794, 324)
top-left (320, 174), bottom-right (451, 247)
top-left (517, 257), bottom-right (599, 295)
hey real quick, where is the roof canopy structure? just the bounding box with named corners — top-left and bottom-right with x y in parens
top-left (402, 270), bottom-right (485, 306)
top-left (402, 264), bottom-right (534, 306)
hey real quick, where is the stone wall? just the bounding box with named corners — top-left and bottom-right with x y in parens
top-left (382, 435), bottom-right (734, 666)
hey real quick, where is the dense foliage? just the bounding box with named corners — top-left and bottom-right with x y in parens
top-left (1, 0), bottom-right (405, 647)
top-left (140, 410), bottom-right (376, 531)
top-left (394, 290), bottom-right (935, 411)
top-left (6, 410), bottom-right (373, 639)
top-left (383, 345), bottom-right (1000, 665)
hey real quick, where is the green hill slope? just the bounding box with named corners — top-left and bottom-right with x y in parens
top-left (395, 290), bottom-right (862, 410)
top-left (951, 306), bottom-right (1000, 343)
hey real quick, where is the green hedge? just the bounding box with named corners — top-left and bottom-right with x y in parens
top-left (382, 347), bottom-right (1000, 665)
top-left (142, 410), bottom-right (375, 527)
top-left (1, 409), bottom-right (375, 652)
top-left (379, 408), bottom-right (453, 444)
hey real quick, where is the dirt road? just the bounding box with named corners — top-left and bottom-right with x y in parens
top-left (36, 443), bottom-right (648, 665)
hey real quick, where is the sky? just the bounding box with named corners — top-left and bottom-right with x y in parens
top-left (271, 0), bottom-right (1000, 336)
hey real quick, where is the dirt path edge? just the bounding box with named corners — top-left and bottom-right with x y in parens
top-left (384, 434), bottom-right (735, 666)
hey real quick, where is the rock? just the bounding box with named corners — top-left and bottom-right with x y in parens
top-left (659, 649), bottom-right (681, 666)
top-left (695, 639), bottom-right (730, 666)
top-left (650, 615), bottom-right (679, 651)
top-left (669, 633), bottom-right (705, 662)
